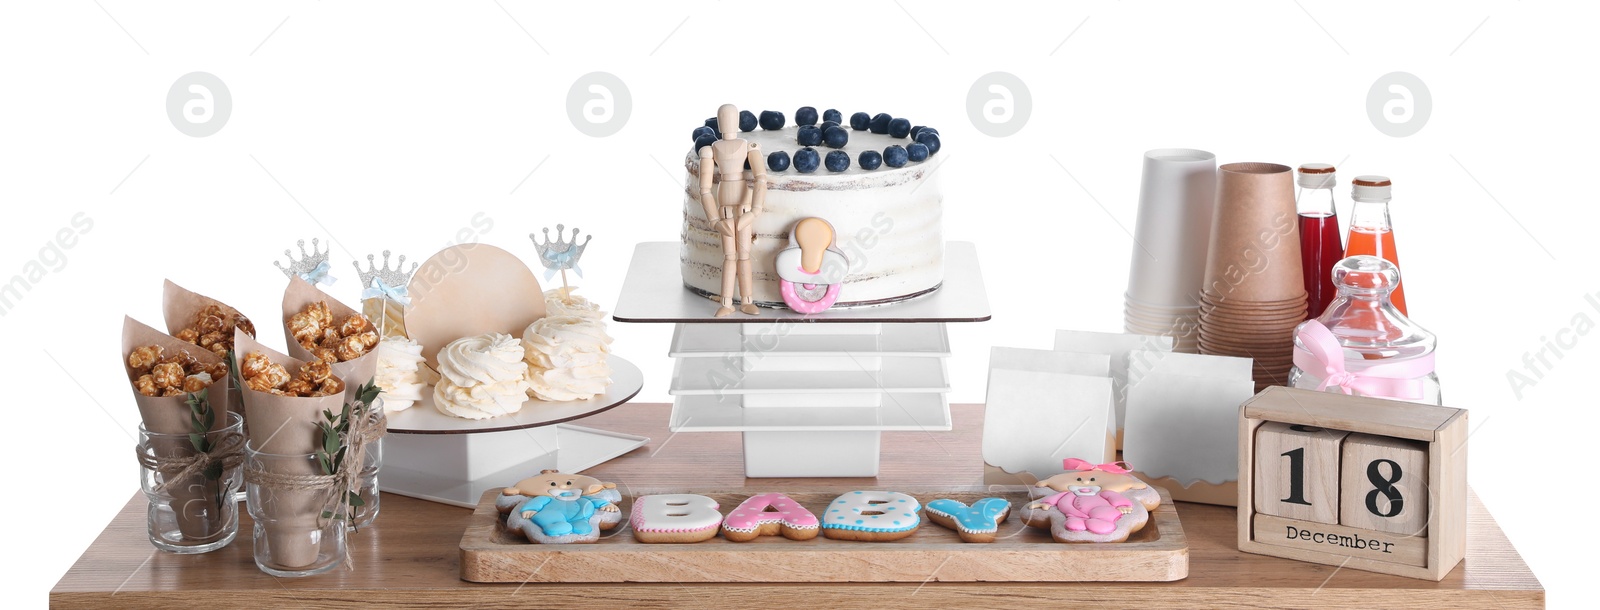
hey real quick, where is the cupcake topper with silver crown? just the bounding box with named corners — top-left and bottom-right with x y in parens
top-left (531, 224), bottom-right (591, 295)
top-left (354, 250), bottom-right (418, 306)
top-left (274, 238), bottom-right (337, 286)
top-left (531, 224), bottom-right (591, 277)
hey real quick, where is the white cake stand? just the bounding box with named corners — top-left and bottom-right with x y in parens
top-left (382, 354), bottom-right (647, 508)
top-left (615, 241), bottom-right (989, 478)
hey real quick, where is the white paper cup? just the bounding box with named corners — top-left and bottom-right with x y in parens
top-left (1127, 148), bottom-right (1217, 306)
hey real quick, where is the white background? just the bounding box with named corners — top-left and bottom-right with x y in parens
top-left (3, 1), bottom-right (1594, 606)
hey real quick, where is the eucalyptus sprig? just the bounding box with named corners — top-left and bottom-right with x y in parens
top-left (183, 387), bottom-right (225, 512)
top-left (224, 348), bottom-right (243, 397)
top-left (314, 381), bottom-right (381, 528)
top-left (184, 389), bottom-right (223, 481)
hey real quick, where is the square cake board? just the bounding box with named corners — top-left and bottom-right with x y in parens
top-left (459, 487), bottom-right (1188, 583)
top-left (612, 241), bottom-right (991, 324)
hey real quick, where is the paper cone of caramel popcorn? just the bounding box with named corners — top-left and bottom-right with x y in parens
top-left (161, 279), bottom-right (256, 417)
top-left (234, 329), bottom-right (347, 569)
top-left (123, 316), bottom-right (232, 543)
top-left (281, 277), bottom-right (379, 402)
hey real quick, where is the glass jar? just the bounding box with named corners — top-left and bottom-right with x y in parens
top-left (344, 414), bottom-right (382, 530)
top-left (1288, 256), bottom-right (1441, 404)
top-left (244, 442), bottom-right (347, 577)
top-left (137, 412), bottom-right (244, 553)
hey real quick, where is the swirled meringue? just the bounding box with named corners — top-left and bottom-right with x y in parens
top-left (433, 333), bottom-right (529, 419)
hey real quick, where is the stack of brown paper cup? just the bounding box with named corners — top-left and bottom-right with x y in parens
top-left (1198, 162), bottom-right (1306, 389)
top-left (1123, 149), bottom-right (1217, 353)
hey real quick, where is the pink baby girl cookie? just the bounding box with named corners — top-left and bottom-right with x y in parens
top-left (720, 492), bottom-right (820, 542)
top-left (1022, 459), bottom-right (1158, 543)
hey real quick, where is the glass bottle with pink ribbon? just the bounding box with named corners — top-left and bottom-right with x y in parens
top-left (1287, 255), bottom-right (1440, 405)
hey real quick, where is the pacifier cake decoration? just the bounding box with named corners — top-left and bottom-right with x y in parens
top-left (776, 217), bottom-right (849, 314)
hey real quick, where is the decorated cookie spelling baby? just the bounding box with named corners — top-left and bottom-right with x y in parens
top-left (496, 470), bottom-right (621, 544)
top-left (925, 497), bottom-right (1010, 543)
top-left (820, 491), bottom-right (922, 541)
top-left (1023, 459), bottom-right (1159, 543)
top-left (630, 494), bottom-right (723, 543)
top-left (721, 492), bottom-right (819, 542)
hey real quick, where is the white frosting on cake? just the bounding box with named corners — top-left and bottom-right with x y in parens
top-left (681, 125), bottom-right (944, 307)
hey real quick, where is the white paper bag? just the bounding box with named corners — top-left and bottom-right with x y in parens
top-left (1123, 374), bottom-right (1256, 487)
top-left (1052, 330), bottom-right (1174, 429)
top-left (982, 368), bottom-right (1115, 477)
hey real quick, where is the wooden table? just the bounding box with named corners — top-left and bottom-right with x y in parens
top-left (52, 404), bottom-right (1544, 609)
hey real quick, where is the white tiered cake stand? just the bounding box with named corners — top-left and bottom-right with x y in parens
top-left (614, 241), bottom-right (989, 477)
top-left (382, 354), bottom-right (647, 508)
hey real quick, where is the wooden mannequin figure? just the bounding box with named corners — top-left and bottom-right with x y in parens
top-left (698, 103), bottom-right (767, 316)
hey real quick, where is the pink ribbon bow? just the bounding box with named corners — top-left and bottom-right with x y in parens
top-left (1062, 458), bottom-right (1132, 474)
top-left (1292, 320), bottom-right (1433, 401)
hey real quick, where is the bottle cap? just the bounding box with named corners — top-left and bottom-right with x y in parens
top-left (1297, 163), bottom-right (1336, 189)
top-left (1352, 175), bottom-right (1392, 202)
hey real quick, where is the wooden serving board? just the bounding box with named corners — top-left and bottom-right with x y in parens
top-left (460, 488), bottom-right (1189, 583)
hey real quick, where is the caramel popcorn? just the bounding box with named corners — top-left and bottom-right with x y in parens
top-left (288, 311), bottom-right (322, 347)
top-left (151, 362), bottom-right (185, 390)
top-left (238, 350), bottom-right (341, 398)
top-left (339, 315), bottom-right (372, 337)
top-left (335, 335), bottom-right (367, 362)
top-left (130, 344), bottom-right (220, 397)
top-left (135, 374), bottom-right (158, 397)
top-left (198, 314), bottom-right (225, 335)
top-left (241, 352), bottom-right (272, 379)
top-left (196, 332), bottom-right (217, 349)
top-left (203, 362), bottom-right (230, 381)
top-left (309, 301), bottom-right (334, 328)
top-left (313, 347), bottom-right (338, 364)
top-left (299, 360), bottom-right (332, 383)
top-left (177, 303), bottom-right (254, 358)
top-left (182, 373), bottom-right (213, 394)
top-left (158, 349), bottom-right (198, 371)
top-left (234, 317), bottom-right (256, 338)
top-left (245, 374), bottom-right (278, 393)
top-left (287, 301), bottom-right (376, 363)
top-left (285, 378), bottom-right (316, 397)
top-left (128, 345), bottom-right (163, 373)
top-left (258, 363), bottom-right (291, 390)
top-left (316, 376), bottom-right (345, 397)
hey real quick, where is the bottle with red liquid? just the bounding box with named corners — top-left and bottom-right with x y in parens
top-left (1296, 163), bottom-right (1344, 319)
top-left (1344, 175), bottom-right (1407, 315)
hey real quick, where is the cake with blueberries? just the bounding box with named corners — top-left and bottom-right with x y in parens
top-left (681, 106), bottom-right (944, 308)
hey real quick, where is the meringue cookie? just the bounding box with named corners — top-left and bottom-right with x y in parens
top-left (375, 335), bottom-right (434, 412)
top-left (433, 333), bottom-right (530, 419)
top-left (523, 314), bottom-right (613, 402)
top-left (543, 288), bottom-right (606, 324)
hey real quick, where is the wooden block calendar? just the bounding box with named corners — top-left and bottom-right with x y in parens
top-left (1237, 387), bottom-right (1467, 581)
top-left (1253, 422), bottom-right (1348, 524)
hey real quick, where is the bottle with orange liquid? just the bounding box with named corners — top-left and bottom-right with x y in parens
top-left (1344, 175), bottom-right (1407, 314)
